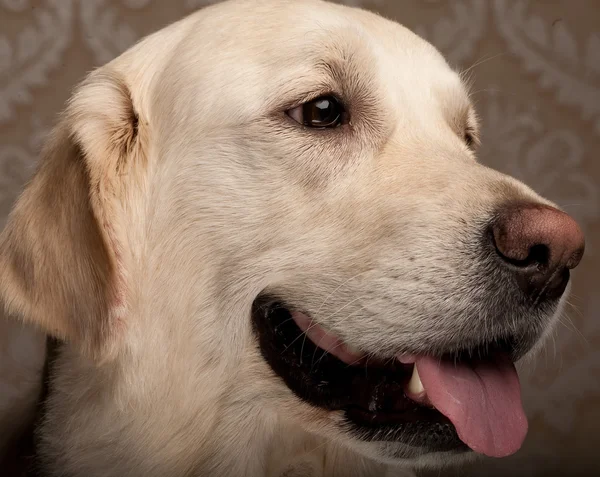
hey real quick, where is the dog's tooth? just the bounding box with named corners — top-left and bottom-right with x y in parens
top-left (407, 366), bottom-right (425, 395)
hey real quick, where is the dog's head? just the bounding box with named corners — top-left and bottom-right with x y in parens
top-left (0, 0), bottom-right (585, 469)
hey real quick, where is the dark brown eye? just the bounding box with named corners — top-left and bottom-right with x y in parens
top-left (464, 127), bottom-right (478, 149)
top-left (464, 132), bottom-right (474, 148)
top-left (287, 96), bottom-right (345, 128)
top-left (463, 122), bottom-right (479, 149)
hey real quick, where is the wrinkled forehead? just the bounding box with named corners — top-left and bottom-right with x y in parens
top-left (165, 0), bottom-right (471, 123)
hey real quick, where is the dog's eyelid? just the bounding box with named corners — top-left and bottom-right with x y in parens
top-left (283, 88), bottom-right (345, 112)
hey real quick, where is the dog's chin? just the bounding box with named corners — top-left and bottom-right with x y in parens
top-left (343, 439), bottom-right (481, 469)
top-left (250, 294), bottom-right (542, 462)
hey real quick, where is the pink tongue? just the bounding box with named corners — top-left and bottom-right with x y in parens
top-left (415, 355), bottom-right (528, 458)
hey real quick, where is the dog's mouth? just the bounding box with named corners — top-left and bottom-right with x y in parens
top-left (251, 297), bottom-right (529, 459)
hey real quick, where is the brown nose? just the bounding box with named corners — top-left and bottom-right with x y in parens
top-left (492, 203), bottom-right (585, 299)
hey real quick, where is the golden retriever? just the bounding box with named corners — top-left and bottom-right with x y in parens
top-left (0, 0), bottom-right (585, 476)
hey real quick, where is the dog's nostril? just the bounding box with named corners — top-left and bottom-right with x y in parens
top-left (506, 243), bottom-right (549, 269)
top-left (491, 202), bottom-right (585, 300)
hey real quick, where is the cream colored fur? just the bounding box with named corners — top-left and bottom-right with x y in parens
top-left (0, 0), bottom-right (566, 476)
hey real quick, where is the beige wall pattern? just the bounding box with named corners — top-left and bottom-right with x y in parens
top-left (0, 1), bottom-right (598, 476)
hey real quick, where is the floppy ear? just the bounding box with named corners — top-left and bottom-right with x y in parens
top-left (0, 70), bottom-right (144, 362)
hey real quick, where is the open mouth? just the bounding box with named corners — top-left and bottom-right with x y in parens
top-left (251, 296), bottom-right (529, 458)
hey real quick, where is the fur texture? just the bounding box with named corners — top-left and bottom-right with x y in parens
top-left (0, 0), bottom-right (575, 475)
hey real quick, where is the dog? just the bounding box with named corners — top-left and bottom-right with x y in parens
top-left (0, 0), bottom-right (585, 475)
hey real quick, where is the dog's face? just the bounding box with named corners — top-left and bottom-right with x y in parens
top-left (0, 0), bottom-right (585, 472)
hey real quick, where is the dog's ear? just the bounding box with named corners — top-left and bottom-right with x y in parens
top-left (0, 70), bottom-right (144, 362)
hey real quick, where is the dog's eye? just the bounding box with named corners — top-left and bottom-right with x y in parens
top-left (287, 96), bottom-right (346, 128)
top-left (464, 132), bottom-right (474, 148)
top-left (464, 125), bottom-right (478, 149)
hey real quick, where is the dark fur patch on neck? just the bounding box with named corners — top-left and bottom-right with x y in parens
top-left (3, 337), bottom-right (61, 477)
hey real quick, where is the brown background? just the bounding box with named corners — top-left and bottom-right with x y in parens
top-left (0, 1), bottom-right (598, 476)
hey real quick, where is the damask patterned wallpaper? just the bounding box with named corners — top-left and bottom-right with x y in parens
top-left (0, 1), bottom-right (598, 476)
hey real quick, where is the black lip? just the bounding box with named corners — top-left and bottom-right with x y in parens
top-left (251, 296), bottom-right (470, 453)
